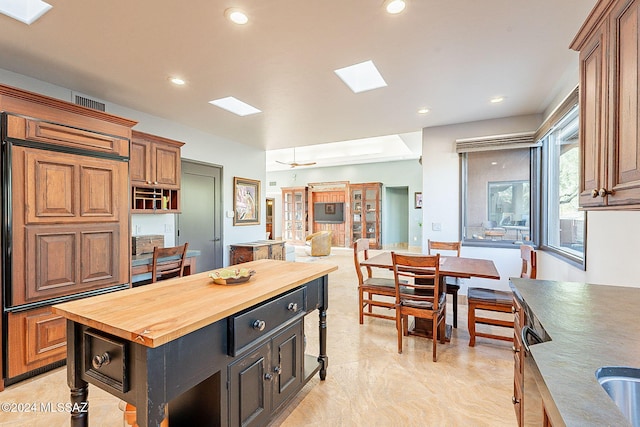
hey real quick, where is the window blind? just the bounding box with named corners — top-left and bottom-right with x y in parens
top-left (455, 131), bottom-right (538, 153)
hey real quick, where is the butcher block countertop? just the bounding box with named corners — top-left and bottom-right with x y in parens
top-left (53, 259), bottom-right (337, 348)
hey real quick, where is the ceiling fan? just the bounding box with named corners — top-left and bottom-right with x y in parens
top-left (276, 147), bottom-right (317, 168)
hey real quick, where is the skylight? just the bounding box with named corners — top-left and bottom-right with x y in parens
top-left (334, 60), bottom-right (388, 93)
top-left (209, 97), bottom-right (261, 116)
top-left (0, 0), bottom-right (52, 25)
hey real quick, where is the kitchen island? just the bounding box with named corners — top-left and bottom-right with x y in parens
top-left (53, 259), bottom-right (337, 427)
top-left (510, 278), bottom-right (638, 426)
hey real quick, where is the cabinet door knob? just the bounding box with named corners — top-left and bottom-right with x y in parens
top-left (252, 320), bottom-right (266, 331)
top-left (512, 345), bottom-right (520, 353)
top-left (591, 189), bottom-right (600, 198)
top-left (511, 306), bottom-right (516, 313)
top-left (598, 188), bottom-right (613, 197)
top-left (512, 396), bottom-right (520, 405)
top-left (273, 365), bottom-right (282, 374)
top-left (92, 352), bottom-right (111, 370)
top-left (287, 302), bottom-right (298, 312)
top-left (264, 373), bottom-right (273, 381)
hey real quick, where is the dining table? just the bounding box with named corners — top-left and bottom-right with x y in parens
top-left (360, 252), bottom-right (500, 340)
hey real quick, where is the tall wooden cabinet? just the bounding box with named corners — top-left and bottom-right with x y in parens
top-left (350, 183), bottom-right (382, 249)
top-left (0, 84), bottom-right (136, 388)
top-left (130, 131), bottom-right (184, 213)
top-left (281, 187), bottom-right (308, 244)
top-left (571, 0), bottom-right (640, 208)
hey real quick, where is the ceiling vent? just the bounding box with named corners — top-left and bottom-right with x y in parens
top-left (72, 92), bottom-right (106, 112)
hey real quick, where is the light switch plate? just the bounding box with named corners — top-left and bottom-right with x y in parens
top-left (432, 222), bottom-right (442, 231)
top-left (226, 210), bottom-right (235, 218)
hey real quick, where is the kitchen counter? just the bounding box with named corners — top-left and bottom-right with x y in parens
top-left (53, 259), bottom-right (338, 426)
top-left (510, 278), bottom-right (637, 426)
top-left (54, 259), bottom-right (337, 348)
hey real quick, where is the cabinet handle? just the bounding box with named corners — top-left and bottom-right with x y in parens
top-left (154, 181), bottom-right (159, 185)
top-left (598, 188), bottom-right (613, 197)
top-left (512, 345), bottom-right (520, 353)
top-left (287, 302), bottom-right (298, 312)
top-left (511, 306), bottom-right (516, 313)
top-left (591, 188), bottom-right (600, 198)
top-left (512, 396), bottom-right (520, 405)
top-left (264, 373), bottom-right (273, 381)
top-left (273, 365), bottom-right (282, 374)
top-left (252, 320), bottom-right (266, 331)
top-left (92, 352), bottom-right (111, 370)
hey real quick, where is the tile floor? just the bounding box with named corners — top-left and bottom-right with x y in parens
top-left (1, 246), bottom-right (517, 426)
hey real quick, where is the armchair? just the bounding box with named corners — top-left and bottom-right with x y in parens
top-left (305, 231), bottom-right (332, 256)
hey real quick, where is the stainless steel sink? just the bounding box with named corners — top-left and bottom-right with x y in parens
top-left (596, 366), bottom-right (640, 427)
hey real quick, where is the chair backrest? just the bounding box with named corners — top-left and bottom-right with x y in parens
top-left (520, 244), bottom-right (537, 279)
top-left (391, 252), bottom-right (442, 310)
top-left (151, 243), bottom-right (189, 283)
top-left (427, 240), bottom-right (461, 257)
top-left (353, 238), bottom-right (372, 285)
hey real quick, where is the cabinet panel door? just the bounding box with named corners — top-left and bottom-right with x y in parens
top-left (153, 143), bottom-right (181, 188)
top-left (23, 147), bottom-right (124, 223)
top-left (7, 307), bottom-right (67, 378)
top-left (228, 344), bottom-right (271, 427)
top-left (609, 0), bottom-right (640, 205)
top-left (130, 138), bottom-right (150, 185)
top-left (578, 23), bottom-right (607, 207)
top-left (271, 321), bottom-right (303, 411)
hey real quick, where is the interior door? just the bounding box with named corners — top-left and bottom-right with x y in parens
top-left (176, 160), bottom-right (222, 272)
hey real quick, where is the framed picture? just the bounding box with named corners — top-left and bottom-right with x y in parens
top-left (233, 177), bottom-right (260, 225)
top-left (415, 192), bottom-right (423, 209)
top-left (325, 203), bottom-right (336, 215)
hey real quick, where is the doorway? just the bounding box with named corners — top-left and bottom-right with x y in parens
top-left (385, 186), bottom-right (409, 249)
top-left (266, 198), bottom-right (274, 239)
top-left (176, 160), bottom-right (223, 272)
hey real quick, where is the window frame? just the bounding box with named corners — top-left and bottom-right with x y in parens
top-left (539, 104), bottom-right (586, 269)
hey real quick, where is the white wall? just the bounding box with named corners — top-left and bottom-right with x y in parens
top-left (0, 68), bottom-right (267, 266)
top-left (266, 159), bottom-right (423, 245)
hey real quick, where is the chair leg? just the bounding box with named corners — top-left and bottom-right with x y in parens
top-left (468, 301), bottom-right (476, 347)
top-left (432, 315), bottom-right (438, 362)
top-left (367, 292), bottom-right (373, 314)
top-left (452, 290), bottom-right (458, 328)
top-left (358, 288), bottom-right (364, 325)
top-left (397, 310), bottom-right (403, 354)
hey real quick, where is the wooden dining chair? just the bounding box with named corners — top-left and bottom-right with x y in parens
top-left (353, 238), bottom-right (396, 324)
top-left (467, 244), bottom-right (537, 347)
top-left (427, 240), bottom-right (461, 328)
top-left (392, 252), bottom-right (446, 361)
top-left (151, 243), bottom-right (189, 283)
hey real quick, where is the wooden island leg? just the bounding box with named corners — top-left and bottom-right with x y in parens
top-left (318, 307), bottom-right (328, 380)
top-left (67, 321), bottom-right (89, 427)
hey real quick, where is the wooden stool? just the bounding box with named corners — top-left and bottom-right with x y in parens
top-left (467, 287), bottom-right (513, 347)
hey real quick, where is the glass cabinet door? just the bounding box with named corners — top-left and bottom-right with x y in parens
top-left (352, 188), bottom-right (363, 241)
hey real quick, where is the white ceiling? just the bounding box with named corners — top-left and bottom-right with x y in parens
top-left (0, 0), bottom-right (596, 168)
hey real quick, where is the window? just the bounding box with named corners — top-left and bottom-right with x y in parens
top-left (541, 105), bottom-right (585, 264)
top-left (462, 147), bottom-right (534, 246)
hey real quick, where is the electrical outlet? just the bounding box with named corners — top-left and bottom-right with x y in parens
top-left (134, 225), bottom-right (142, 234)
top-left (164, 224), bottom-right (173, 233)
top-left (432, 222), bottom-right (442, 231)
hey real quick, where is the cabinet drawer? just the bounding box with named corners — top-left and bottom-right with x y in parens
top-left (6, 114), bottom-right (129, 157)
top-left (83, 329), bottom-right (129, 393)
top-left (229, 288), bottom-right (305, 356)
top-left (7, 306), bottom-right (67, 378)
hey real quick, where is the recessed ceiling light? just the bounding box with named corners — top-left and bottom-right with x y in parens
top-left (169, 77), bottom-right (186, 86)
top-left (490, 96), bottom-right (505, 104)
top-left (209, 96), bottom-right (261, 116)
top-left (417, 108), bottom-right (430, 114)
top-left (384, 0), bottom-right (406, 14)
top-left (491, 161), bottom-right (498, 165)
top-left (225, 8), bottom-right (248, 25)
top-left (334, 60), bottom-right (388, 93)
top-left (0, 0), bottom-right (52, 25)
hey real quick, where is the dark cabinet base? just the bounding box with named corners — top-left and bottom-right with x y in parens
top-left (65, 276), bottom-right (329, 427)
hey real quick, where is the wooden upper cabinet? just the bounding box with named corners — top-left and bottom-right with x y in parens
top-left (572, 0), bottom-right (640, 208)
top-left (130, 131), bottom-right (183, 189)
top-left (130, 131), bottom-right (184, 213)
